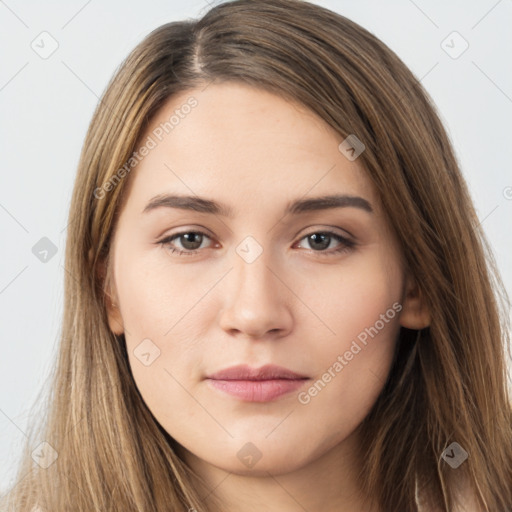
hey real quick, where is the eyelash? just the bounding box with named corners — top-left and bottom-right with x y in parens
top-left (157, 230), bottom-right (356, 257)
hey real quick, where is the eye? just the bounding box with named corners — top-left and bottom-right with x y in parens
top-left (294, 231), bottom-right (355, 256)
top-left (157, 229), bottom-right (355, 257)
top-left (158, 230), bottom-right (213, 256)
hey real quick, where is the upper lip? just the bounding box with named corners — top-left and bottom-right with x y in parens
top-left (206, 364), bottom-right (308, 381)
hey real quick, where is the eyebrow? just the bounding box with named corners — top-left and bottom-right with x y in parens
top-left (142, 193), bottom-right (373, 217)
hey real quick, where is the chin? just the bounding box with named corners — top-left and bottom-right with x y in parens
top-left (207, 446), bottom-right (312, 476)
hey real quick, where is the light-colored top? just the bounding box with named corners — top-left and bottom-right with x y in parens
top-left (415, 476), bottom-right (481, 511)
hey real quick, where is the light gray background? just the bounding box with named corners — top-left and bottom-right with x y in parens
top-left (1, 0), bottom-right (511, 493)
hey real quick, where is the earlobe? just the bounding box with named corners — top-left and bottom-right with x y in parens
top-left (399, 274), bottom-right (431, 330)
top-left (97, 257), bottom-right (125, 336)
top-left (105, 294), bottom-right (125, 336)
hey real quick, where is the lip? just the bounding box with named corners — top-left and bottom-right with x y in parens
top-left (206, 364), bottom-right (309, 402)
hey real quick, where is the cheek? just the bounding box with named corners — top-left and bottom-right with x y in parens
top-left (303, 249), bottom-right (402, 350)
top-left (116, 248), bottom-right (214, 347)
top-left (296, 253), bottom-right (403, 414)
top-left (115, 250), bottom-right (215, 416)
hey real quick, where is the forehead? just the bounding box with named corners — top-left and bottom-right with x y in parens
top-left (123, 82), bottom-right (377, 213)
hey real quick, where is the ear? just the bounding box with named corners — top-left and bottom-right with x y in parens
top-left (97, 255), bottom-right (125, 336)
top-left (399, 274), bottom-right (430, 329)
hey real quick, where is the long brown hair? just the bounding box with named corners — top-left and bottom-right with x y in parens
top-left (3, 1), bottom-right (511, 510)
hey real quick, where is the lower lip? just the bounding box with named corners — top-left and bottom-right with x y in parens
top-left (206, 378), bottom-right (308, 402)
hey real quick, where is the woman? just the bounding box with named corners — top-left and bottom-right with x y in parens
top-left (3, 0), bottom-right (511, 510)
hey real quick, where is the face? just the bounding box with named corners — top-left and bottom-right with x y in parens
top-left (104, 82), bottom-right (426, 477)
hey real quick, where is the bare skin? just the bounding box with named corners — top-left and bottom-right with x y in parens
top-left (105, 82), bottom-right (430, 512)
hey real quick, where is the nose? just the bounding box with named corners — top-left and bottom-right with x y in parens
top-left (218, 246), bottom-right (293, 341)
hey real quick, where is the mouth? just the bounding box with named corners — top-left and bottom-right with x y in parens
top-left (205, 364), bottom-right (310, 402)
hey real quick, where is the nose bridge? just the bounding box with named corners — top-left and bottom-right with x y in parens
top-left (218, 235), bottom-right (292, 337)
top-left (231, 237), bottom-right (279, 306)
